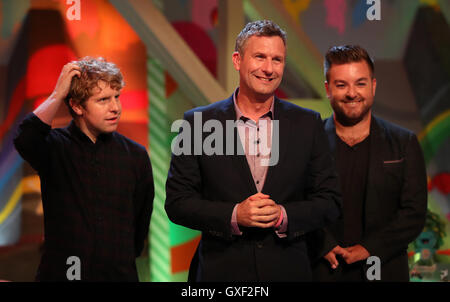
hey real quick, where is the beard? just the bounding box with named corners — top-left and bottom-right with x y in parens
top-left (331, 99), bottom-right (372, 127)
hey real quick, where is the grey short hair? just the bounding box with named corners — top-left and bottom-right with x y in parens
top-left (235, 20), bottom-right (287, 54)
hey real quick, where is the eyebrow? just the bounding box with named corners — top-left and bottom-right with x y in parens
top-left (333, 77), bottom-right (369, 83)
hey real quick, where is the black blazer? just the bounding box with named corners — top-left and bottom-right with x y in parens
top-left (310, 115), bottom-right (427, 281)
top-left (165, 95), bottom-right (341, 281)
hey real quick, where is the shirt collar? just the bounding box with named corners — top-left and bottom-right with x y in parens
top-left (233, 87), bottom-right (274, 122)
top-left (68, 120), bottom-right (112, 145)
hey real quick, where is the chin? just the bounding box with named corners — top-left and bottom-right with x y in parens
top-left (254, 87), bottom-right (277, 97)
top-left (104, 126), bottom-right (118, 133)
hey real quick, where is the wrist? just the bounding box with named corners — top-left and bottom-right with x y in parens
top-left (274, 208), bottom-right (283, 228)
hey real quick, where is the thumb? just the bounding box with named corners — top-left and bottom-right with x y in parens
top-left (334, 246), bottom-right (350, 257)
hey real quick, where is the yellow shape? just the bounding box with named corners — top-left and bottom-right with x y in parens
top-left (282, 0), bottom-right (311, 22)
top-left (419, 0), bottom-right (441, 10)
top-left (417, 109), bottom-right (450, 142)
top-left (0, 183), bottom-right (23, 225)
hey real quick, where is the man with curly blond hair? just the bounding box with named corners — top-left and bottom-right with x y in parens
top-left (14, 57), bottom-right (154, 281)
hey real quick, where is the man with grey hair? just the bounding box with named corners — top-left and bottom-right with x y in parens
top-left (165, 20), bottom-right (341, 281)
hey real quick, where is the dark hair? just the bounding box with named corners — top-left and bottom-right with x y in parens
top-left (65, 57), bottom-right (124, 117)
top-left (235, 20), bottom-right (287, 54)
top-left (324, 45), bottom-right (374, 81)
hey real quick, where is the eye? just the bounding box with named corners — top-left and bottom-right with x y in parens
top-left (273, 57), bottom-right (282, 63)
top-left (98, 97), bottom-right (110, 103)
top-left (357, 82), bottom-right (367, 87)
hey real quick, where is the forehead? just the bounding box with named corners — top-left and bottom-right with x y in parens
top-left (328, 61), bottom-right (372, 81)
top-left (89, 80), bottom-right (120, 97)
top-left (243, 35), bottom-right (286, 55)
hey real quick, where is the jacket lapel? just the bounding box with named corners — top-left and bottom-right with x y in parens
top-left (261, 98), bottom-right (291, 194)
top-left (219, 97), bottom-right (257, 194)
top-left (364, 116), bottom-right (385, 232)
top-left (324, 117), bottom-right (338, 154)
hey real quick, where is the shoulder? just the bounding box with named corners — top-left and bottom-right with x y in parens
top-left (184, 97), bottom-right (233, 120)
top-left (111, 132), bottom-right (149, 157)
top-left (275, 98), bottom-right (322, 124)
top-left (373, 115), bottom-right (417, 141)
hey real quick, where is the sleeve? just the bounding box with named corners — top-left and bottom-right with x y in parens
top-left (274, 205), bottom-right (288, 238)
top-left (230, 204), bottom-right (242, 236)
top-left (134, 148), bottom-right (155, 257)
top-left (306, 226), bottom-right (339, 264)
top-left (13, 112), bottom-right (52, 173)
top-left (282, 113), bottom-right (342, 241)
top-left (361, 133), bottom-right (427, 263)
top-left (165, 112), bottom-right (236, 241)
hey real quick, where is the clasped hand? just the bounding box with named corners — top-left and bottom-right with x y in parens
top-left (236, 193), bottom-right (281, 228)
top-left (324, 244), bottom-right (370, 269)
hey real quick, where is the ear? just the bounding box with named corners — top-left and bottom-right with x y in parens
top-left (69, 98), bottom-right (83, 116)
top-left (232, 51), bottom-right (241, 72)
top-left (372, 77), bottom-right (377, 96)
top-left (324, 81), bottom-right (331, 99)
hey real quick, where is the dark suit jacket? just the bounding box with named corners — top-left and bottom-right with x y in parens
top-left (165, 95), bottom-right (341, 281)
top-left (310, 115), bottom-right (427, 281)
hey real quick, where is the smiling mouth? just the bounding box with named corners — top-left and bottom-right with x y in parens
top-left (255, 75), bottom-right (275, 82)
top-left (342, 99), bottom-right (363, 104)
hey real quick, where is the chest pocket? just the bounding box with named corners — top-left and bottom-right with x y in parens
top-left (382, 158), bottom-right (405, 192)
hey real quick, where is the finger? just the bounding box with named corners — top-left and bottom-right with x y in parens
top-left (250, 220), bottom-right (277, 228)
top-left (325, 253), bottom-right (339, 269)
top-left (64, 63), bottom-right (80, 72)
top-left (249, 193), bottom-right (270, 201)
top-left (255, 203), bottom-right (279, 215)
top-left (334, 246), bottom-right (350, 257)
top-left (345, 256), bottom-right (355, 265)
top-left (250, 198), bottom-right (276, 208)
top-left (69, 70), bottom-right (81, 78)
top-left (252, 212), bottom-right (279, 223)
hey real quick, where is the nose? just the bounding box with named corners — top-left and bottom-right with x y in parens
top-left (110, 97), bottom-right (120, 112)
top-left (261, 59), bottom-right (273, 75)
top-left (346, 85), bottom-right (357, 99)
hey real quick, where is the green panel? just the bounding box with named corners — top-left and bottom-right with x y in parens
top-left (170, 221), bottom-right (201, 246)
top-left (420, 115), bottom-right (450, 164)
top-left (289, 98), bottom-right (333, 119)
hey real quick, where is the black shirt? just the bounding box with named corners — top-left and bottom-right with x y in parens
top-left (336, 135), bottom-right (370, 247)
top-left (335, 135), bottom-right (370, 281)
top-left (13, 113), bottom-right (154, 281)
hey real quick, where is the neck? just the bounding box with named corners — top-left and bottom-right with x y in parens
top-left (236, 88), bottom-right (274, 121)
top-left (334, 112), bottom-right (371, 146)
top-left (74, 118), bottom-right (98, 143)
